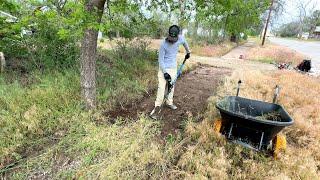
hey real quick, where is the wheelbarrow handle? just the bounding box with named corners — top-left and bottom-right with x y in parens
top-left (236, 80), bottom-right (242, 97)
top-left (273, 85), bottom-right (280, 104)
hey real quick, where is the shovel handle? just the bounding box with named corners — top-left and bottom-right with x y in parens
top-left (171, 57), bottom-right (188, 85)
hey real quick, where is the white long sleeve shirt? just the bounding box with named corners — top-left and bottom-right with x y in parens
top-left (158, 35), bottom-right (190, 73)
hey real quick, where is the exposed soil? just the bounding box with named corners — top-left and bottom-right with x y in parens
top-left (106, 64), bottom-right (231, 138)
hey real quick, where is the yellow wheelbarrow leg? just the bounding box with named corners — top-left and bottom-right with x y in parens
top-left (273, 134), bottom-right (287, 159)
top-left (213, 119), bottom-right (222, 133)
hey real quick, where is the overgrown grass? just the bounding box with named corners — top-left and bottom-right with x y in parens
top-left (245, 38), bottom-right (307, 65)
top-left (3, 37), bottom-right (319, 179)
top-left (96, 39), bottom-right (157, 110)
top-left (0, 40), bottom-right (158, 176)
top-left (8, 116), bottom-right (171, 179)
top-left (9, 69), bottom-right (319, 179)
top-left (0, 70), bottom-right (81, 168)
top-left (3, 109), bottom-right (231, 179)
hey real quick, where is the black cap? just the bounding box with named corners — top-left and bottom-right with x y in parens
top-left (169, 25), bottom-right (180, 38)
top-left (167, 25), bottom-right (180, 43)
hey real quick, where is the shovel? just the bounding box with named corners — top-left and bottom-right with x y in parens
top-left (163, 56), bottom-right (188, 104)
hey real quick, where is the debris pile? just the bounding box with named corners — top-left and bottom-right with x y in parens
top-left (256, 111), bottom-right (282, 122)
top-left (296, 59), bottom-right (311, 72)
top-left (275, 62), bottom-right (291, 70)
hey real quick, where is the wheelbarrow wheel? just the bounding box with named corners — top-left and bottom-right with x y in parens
top-left (272, 134), bottom-right (287, 159)
top-left (213, 119), bottom-right (222, 133)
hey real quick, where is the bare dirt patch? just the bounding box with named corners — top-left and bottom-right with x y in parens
top-left (106, 65), bottom-right (231, 138)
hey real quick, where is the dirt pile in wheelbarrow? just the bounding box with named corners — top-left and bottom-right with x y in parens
top-left (105, 64), bottom-right (231, 138)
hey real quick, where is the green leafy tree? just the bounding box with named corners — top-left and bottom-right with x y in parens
top-left (0, 1), bottom-right (85, 70)
top-left (275, 22), bottom-right (300, 37)
top-left (194, 0), bottom-right (269, 43)
top-left (309, 10), bottom-right (320, 27)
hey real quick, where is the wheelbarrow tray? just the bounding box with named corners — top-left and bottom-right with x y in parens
top-left (216, 96), bottom-right (294, 149)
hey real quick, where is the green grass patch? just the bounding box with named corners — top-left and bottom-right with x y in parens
top-left (0, 70), bottom-right (81, 166)
top-left (251, 57), bottom-right (274, 64)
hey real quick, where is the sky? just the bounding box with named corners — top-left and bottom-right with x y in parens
top-left (274, 0), bottom-right (320, 27)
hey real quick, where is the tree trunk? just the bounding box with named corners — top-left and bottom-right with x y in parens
top-left (262, 0), bottom-right (274, 46)
top-left (80, 0), bottom-right (106, 109)
top-left (0, 52), bottom-right (5, 73)
top-left (116, 30), bottom-right (120, 38)
top-left (193, 20), bottom-right (198, 37)
top-left (179, 0), bottom-right (185, 28)
top-left (81, 29), bottom-right (98, 109)
top-left (223, 14), bottom-right (229, 40)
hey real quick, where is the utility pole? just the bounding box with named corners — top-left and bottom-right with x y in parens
top-left (262, 0), bottom-right (274, 46)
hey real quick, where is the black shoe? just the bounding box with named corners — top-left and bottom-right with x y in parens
top-left (149, 106), bottom-right (161, 120)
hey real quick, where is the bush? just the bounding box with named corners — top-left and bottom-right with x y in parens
top-left (0, 4), bottom-right (82, 72)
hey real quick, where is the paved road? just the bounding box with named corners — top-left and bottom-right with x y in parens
top-left (269, 37), bottom-right (320, 76)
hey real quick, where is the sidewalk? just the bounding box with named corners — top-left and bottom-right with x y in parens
top-left (178, 41), bottom-right (275, 72)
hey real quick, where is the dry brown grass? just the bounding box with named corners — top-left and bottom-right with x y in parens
top-left (245, 43), bottom-right (308, 65)
top-left (134, 38), bottom-right (238, 58)
top-left (97, 38), bottom-right (117, 49)
top-left (200, 69), bottom-right (320, 179)
top-left (149, 38), bottom-right (163, 50)
top-left (189, 42), bottom-right (238, 57)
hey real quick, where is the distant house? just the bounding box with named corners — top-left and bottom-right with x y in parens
top-left (312, 26), bottom-right (320, 39)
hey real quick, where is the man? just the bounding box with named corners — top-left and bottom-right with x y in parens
top-left (150, 25), bottom-right (191, 120)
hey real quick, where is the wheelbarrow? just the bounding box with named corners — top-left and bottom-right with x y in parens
top-left (214, 81), bottom-right (294, 157)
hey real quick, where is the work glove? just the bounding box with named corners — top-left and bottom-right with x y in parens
top-left (185, 52), bottom-right (191, 60)
top-left (164, 73), bottom-right (171, 82)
